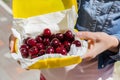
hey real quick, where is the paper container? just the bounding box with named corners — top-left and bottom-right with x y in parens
top-left (11, 6), bottom-right (88, 69)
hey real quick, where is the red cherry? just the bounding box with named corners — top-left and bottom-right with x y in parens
top-left (26, 38), bottom-right (37, 47)
top-left (23, 37), bottom-right (31, 44)
top-left (43, 38), bottom-right (50, 46)
top-left (35, 35), bottom-right (43, 43)
top-left (43, 28), bottom-right (51, 37)
top-left (55, 47), bottom-right (67, 55)
top-left (38, 49), bottom-right (46, 56)
top-left (36, 43), bottom-right (45, 50)
top-left (63, 41), bottom-right (71, 52)
top-left (50, 34), bottom-right (56, 41)
top-left (56, 33), bottom-right (64, 41)
top-left (72, 40), bottom-right (81, 47)
top-left (28, 46), bottom-right (38, 57)
top-left (51, 38), bottom-right (60, 48)
top-left (20, 44), bottom-right (29, 50)
top-left (46, 46), bottom-right (54, 54)
top-left (20, 48), bottom-right (29, 58)
top-left (31, 55), bottom-right (38, 59)
top-left (64, 30), bottom-right (74, 40)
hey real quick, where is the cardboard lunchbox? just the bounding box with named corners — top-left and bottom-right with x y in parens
top-left (11, 0), bottom-right (88, 70)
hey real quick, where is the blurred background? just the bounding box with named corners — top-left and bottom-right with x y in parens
top-left (0, 0), bottom-right (120, 80)
top-left (0, 0), bottom-right (40, 80)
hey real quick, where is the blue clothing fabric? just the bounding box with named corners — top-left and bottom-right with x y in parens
top-left (75, 0), bottom-right (120, 69)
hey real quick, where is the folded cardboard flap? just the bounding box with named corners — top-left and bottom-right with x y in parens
top-left (28, 56), bottom-right (82, 69)
top-left (12, 0), bottom-right (77, 18)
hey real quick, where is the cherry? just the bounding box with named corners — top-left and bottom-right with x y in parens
top-left (28, 46), bottom-right (38, 57)
top-left (20, 44), bottom-right (29, 50)
top-left (50, 34), bottom-right (56, 41)
top-left (43, 28), bottom-right (51, 37)
top-left (63, 41), bottom-right (71, 52)
top-left (26, 38), bottom-right (37, 47)
top-left (46, 46), bottom-right (54, 54)
top-left (31, 55), bottom-right (38, 59)
top-left (43, 38), bottom-right (50, 46)
top-left (20, 48), bottom-right (29, 58)
top-left (35, 35), bottom-right (43, 43)
top-left (51, 38), bottom-right (60, 48)
top-left (72, 40), bottom-right (81, 47)
top-left (55, 47), bottom-right (67, 55)
top-left (36, 43), bottom-right (45, 50)
top-left (64, 30), bottom-right (74, 40)
top-left (23, 37), bottom-right (31, 44)
top-left (38, 49), bottom-right (46, 56)
top-left (56, 33), bottom-right (64, 41)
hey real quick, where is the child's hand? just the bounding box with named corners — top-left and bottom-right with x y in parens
top-left (76, 32), bottom-right (119, 60)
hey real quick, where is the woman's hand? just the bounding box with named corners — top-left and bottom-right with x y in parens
top-left (9, 34), bottom-right (16, 53)
top-left (76, 31), bottom-right (119, 60)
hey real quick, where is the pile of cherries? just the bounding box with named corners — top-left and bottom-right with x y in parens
top-left (20, 28), bottom-right (81, 59)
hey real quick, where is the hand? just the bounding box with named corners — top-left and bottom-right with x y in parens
top-left (9, 34), bottom-right (16, 53)
top-left (76, 31), bottom-right (119, 60)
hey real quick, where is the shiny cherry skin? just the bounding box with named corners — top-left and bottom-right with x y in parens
top-left (50, 34), bottom-right (56, 41)
top-left (35, 35), bottom-right (43, 43)
top-left (46, 46), bottom-right (54, 54)
top-left (55, 47), bottom-right (67, 55)
top-left (43, 28), bottom-right (51, 37)
top-left (20, 48), bottom-right (29, 58)
top-left (20, 44), bottom-right (29, 50)
top-left (63, 41), bottom-right (71, 52)
top-left (64, 30), bottom-right (74, 40)
top-left (36, 43), bottom-right (45, 50)
top-left (26, 38), bottom-right (37, 47)
top-left (38, 49), bottom-right (46, 56)
top-left (72, 40), bottom-right (81, 47)
top-left (56, 33), bottom-right (64, 41)
top-left (51, 38), bottom-right (60, 48)
top-left (28, 46), bottom-right (38, 57)
top-left (43, 38), bottom-right (50, 46)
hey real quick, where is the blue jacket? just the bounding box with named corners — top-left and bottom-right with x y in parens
top-left (75, 0), bottom-right (120, 69)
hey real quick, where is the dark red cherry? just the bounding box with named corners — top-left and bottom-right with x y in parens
top-left (31, 55), bottom-right (38, 59)
top-left (20, 48), bottom-right (29, 58)
top-left (50, 34), bottom-right (56, 41)
top-left (43, 38), bottom-right (50, 46)
top-left (43, 28), bottom-right (51, 37)
top-left (26, 38), bottom-right (37, 47)
top-left (46, 46), bottom-right (54, 54)
top-left (63, 41), bottom-right (71, 52)
top-left (64, 30), bottom-right (74, 40)
top-left (56, 33), bottom-right (64, 41)
top-left (36, 43), bottom-right (45, 50)
top-left (51, 38), bottom-right (60, 48)
top-left (28, 46), bottom-right (38, 56)
top-left (23, 37), bottom-right (31, 44)
top-left (20, 44), bottom-right (29, 50)
top-left (72, 40), bottom-right (81, 47)
top-left (35, 35), bottom-right (43, 43)
top-left (55, 47), bottom-right (67, 55)
top-left (38, 49), bottom-right (46, 56)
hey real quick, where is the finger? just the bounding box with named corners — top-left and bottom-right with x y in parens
top-left (9, 34), bottom-right (16, 53)
top-left (82, 43), bottom-right (106, 59)
top-left (76, 32), bottom-right (97, 41)
top-left (10, 40), bottom-right (15, 53)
